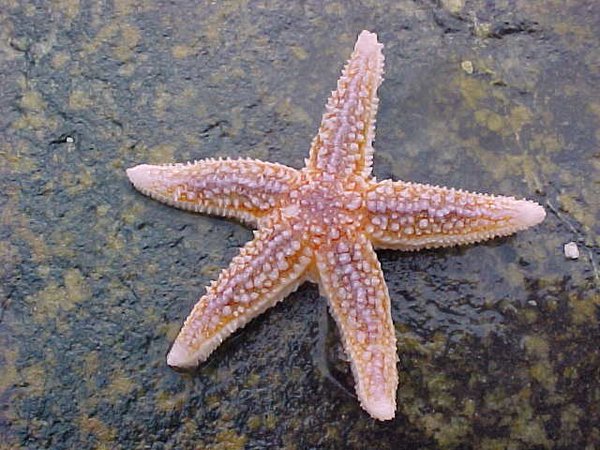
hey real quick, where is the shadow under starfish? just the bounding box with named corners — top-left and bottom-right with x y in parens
top-left (127, 30), bottom-right (545, 420)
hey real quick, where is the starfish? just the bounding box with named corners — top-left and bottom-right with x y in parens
top-left (127, 30), bottom-right (545, 420)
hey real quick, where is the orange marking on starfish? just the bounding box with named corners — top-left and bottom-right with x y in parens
top-left (127, 30), bottom-right (545, 421)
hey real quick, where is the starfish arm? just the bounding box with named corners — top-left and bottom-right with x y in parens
top-left (127, 158), bottom-right (302, 226)
top-left (307, 30), bottom-right (384, 179)
top-left (316, 233), bottom-right (398, 421)
top-left (365, 180), bottom-right (546, 250)
top-left (167, 220), bottom-right (313, 368)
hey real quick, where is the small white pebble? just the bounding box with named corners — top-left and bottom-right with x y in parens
top-left (461, 60), bottom-right (474, 74)
top-left (563, 242), bottom-right (579, 260)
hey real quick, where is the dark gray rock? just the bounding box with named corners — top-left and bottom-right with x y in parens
top-left (1, 1), bottom-right (598, 448)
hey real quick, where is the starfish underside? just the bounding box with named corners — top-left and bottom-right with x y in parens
top-left (127, 31), bottom-right (545, 421)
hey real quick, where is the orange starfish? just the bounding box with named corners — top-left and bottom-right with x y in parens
top-left (127, 31), bottom-right (545, 420)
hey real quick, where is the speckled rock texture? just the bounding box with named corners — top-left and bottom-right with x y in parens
top-left (1, 1), bottom-right (598, 449)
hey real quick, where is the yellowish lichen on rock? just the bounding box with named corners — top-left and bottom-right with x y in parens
top-left (3, 141), bottom-right (38, 174)
top-left (529, 361), bottom-right (557, 392)
top-left (246, 415), bottom-right (261, 431)
top-left (521, 307), bottom-right (539, 325)
top-left (552, 20), bottom-right (594, 46)
top-left (274, 97), bottom-right (312, 126)
top-left (508, 105), bottom-right (533, 134)
top-left (479, 437), bottom-right (512, 450)
top-left (324, 2), bottom-right (344, 15)
top-left (29, 268), bottom-right (90, 322)
top-left (569, 292), bottom-right (598, 326)
top-left (155, 389), bottom-right (188, 412)
top-left (456, 75), bottom-right (488, 109)
top-left (108, 372), bottom-right (135, 398)
top-left (153, 88), bottom-right (171, 119)
top-left (12, 85), bottom-right (58, 132)
top-left (441, 0), bottom-right (464, 14)
top-left (69, 89), bottom-right (93, 110)
top-left (79, 416), bottom-right (116, 445)
top-left (79, 351), bottom-right (100, 380)
top-left (510, 403), bottom-right (551, 447)
top-left (426, 373), bottom-right (456, 410)
top-left (473, 20), bottom-right (492, 38)
top-left (396, 330), bottom-right (427, 354)
top-left (200, 263), bottom-right (222, 279)
top-left (96, 204), bottom-right (111, 217)
top-left (53, 0), bottom-right (80, 20)
top-left (147, 143), bottom-right (176, 164)
top-left (522, 334), bottom-right (550, 359)
top-left (558, 192), bottom-right (595, 237)
top-left (66, 170), bottom-right (95, 195)
top-left (113, 23), bottom-right (141, 62)
top-left (0, 349), bottom-right (18, 396)
top-left (20, 362), bottom-right (47, 396)
top-left (171, 44), bottom-right (194, 59)
top-left (20, 90), bottom-right (46, 111)
top-left (462, 398), bottom-right (476, 417)
top-left (213, 430), bottom-right (248, 450)
top-left (422, 413), bottom-right (471, 447)
top-left (530, 132), bottom-right (563, 154)
top-left (475, 108), bottom-right (505, 133)
top-left (64, 268), bottom-right (91, 304)
top-left (289, 44), bottom-right (308, 60)
top-left (246, 146), bottom-right (270, 161)
top-left (559, 403), bottom-right (582, 441)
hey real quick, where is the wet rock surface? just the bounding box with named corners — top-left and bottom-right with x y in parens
top-left (1, 1), bottom-right (598, 448)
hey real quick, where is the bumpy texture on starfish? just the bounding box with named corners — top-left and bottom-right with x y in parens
top-left (127, 31), bottom-right (545, 420)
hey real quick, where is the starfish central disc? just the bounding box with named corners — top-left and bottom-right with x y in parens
top-left (280, 175), bottom-right (367, 248)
